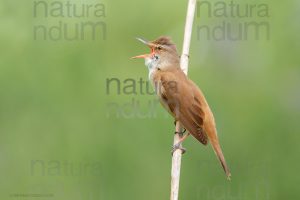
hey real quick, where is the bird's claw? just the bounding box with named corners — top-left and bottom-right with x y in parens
top-left (171, 143), bottom-right (186, 155)
top-left (174, 128), bottom-right (186, 135)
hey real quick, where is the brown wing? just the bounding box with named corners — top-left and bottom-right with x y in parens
top-left (154, 69), bottom-right (208, 145)
top-left (154, 69), bottom-right (231, 178)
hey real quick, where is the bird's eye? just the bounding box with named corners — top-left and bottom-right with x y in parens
top-left (157, 46), bottom-right (162, 50)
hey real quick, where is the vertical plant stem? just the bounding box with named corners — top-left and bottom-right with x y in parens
top-left (180, 0), bottom-right (197, 75)
top-left (170, 0), bottom-right (196, 200)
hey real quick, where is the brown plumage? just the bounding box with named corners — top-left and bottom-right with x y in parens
top-left (132, 36), bottom-right (231, 179)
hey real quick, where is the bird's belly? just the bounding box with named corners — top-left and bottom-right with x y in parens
top-left (158, 98), bottom-right (175, 118)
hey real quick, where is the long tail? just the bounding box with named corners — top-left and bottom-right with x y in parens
top-left (210, 138), bottom-right (231, 180)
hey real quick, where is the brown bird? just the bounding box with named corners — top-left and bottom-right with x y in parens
top-left (132, 36), bottom-right (231, 179)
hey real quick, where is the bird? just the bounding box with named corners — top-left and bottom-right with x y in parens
top-left (132, 36), bottom-right (231, 179)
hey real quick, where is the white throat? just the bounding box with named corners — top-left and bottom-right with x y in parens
top-left (144, 55), bottom-right (174, 79)
top-left (145, 56), bottom-right (159, 79)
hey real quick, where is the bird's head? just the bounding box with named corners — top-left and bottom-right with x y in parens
top-left (132, 36), bottom-right (180, 70)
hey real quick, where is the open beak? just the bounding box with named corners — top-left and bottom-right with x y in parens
top-left (131, 38), bottom-right (155, 59)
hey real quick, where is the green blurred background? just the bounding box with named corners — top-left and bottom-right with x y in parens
top-left (0, 0), bottom-right (299, 199)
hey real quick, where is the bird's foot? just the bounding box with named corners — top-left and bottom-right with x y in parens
top-left (171, 143), bottom-right (186, 155)
top-left (174, 128), bottom-right (186, 135)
